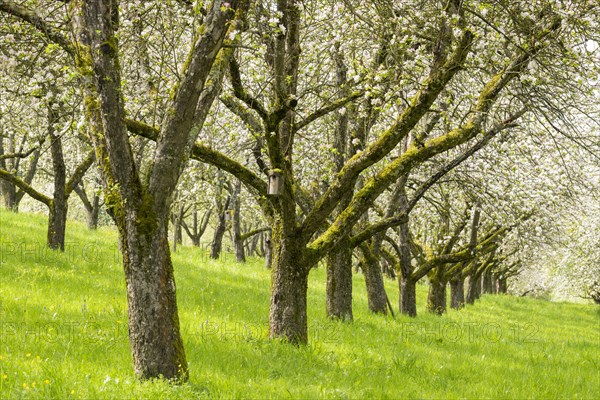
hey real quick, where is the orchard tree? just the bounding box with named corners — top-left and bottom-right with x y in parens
top-left (125, 0), bottom-right (590, 343)
top-left (1, 0), bottom-right (248, 380)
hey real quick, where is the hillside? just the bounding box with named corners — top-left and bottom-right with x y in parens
top-left (0, 210), bottom-right (598, 399)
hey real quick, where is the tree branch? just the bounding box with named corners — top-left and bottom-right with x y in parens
top-left (240, 226), bottom-right (271, 241)
top-left (228, 55), bottom-right (269, 121)
top-left (125, 118), bottom-right (268, 196)
top-left (65, 149), bottom-right (96, 197)
top-left (0, 168), bottom-right (52, 206)
top-left (0, 1), bottom-right (75, 56)
top-left (294, 91), bottom-right (364, 132)
top-left (0, 145), bottom-right (38, 161)
top-left (300, 30), bottom-right (475, 242)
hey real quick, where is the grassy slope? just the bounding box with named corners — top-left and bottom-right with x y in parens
top-left (0, 209), bottom-right (598, 399)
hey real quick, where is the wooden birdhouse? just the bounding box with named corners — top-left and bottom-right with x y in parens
top-left (268, 170), bottom-right (284, 195)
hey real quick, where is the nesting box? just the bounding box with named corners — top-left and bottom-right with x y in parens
top-left (268, 170), bottom-right (284, 195)
top-left (224, 209), bottom-right (233, 221)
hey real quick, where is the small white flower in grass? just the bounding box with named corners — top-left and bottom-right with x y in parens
top-left (103, 376), bottom-right (111, 384)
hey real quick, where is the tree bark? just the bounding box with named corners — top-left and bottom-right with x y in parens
top-left (399, 275), bottom-right (417, 317)
top-left (269, 224), bottom-right (309, 343)
top-left (182, 207), bottom-right (211, 247)
top-left (172, 204), bottom-right (184, 252)
top-left (192, 208), bottom-right (200, 246)
top-left (325, 41), bottom-right (353, 321)
top-left (0, 133), bottom-right (20, 211)
top-left (427, 279), bottom-right (447, 315)
top-left (232, 180), bottom-right (245, 262)
top-left (264, 232), bottom-right (272, 269)
top-left (89, 192), bottom-right (100, 229)
top-left (47, 106), bottom-right (68, 251)
top-left (466, 273), bottom-right (482, 304)
top-left (482, 270), bottom-right (494, 294)
top-left (360, 245), bottom-right (388, 314)
top-left (450, 277), bottom-right (465, 309)
top-left (326, 242), bottom-right (353, 320)
top-left (120, 215), bottom-right (187, 380)
top-left (1, 181), bottom-right (17, 211)
top-left (497, 278), bottom-right (508, 294)
top-left (210, 213), bottom-right (227, 260)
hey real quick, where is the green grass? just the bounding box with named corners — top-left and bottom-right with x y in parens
top-left (1, 209), bottom-right (599, 399)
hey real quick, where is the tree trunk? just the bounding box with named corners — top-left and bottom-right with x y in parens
top-left (1, 182), bottom-right (17, 211)
top-left (88, 193), bottom-right (100, 229)
top-left (249, 232), bottom-right (259, 256)
top-left (269, 226), bottom-right (309, 343)
top-left (466, 274), bottom-right (482, 304)
top-left (325, 43), bottom-right (354, 321)
top-left (183, 207), bottom-right (211, 247)
top-left (72, 0), bottom-right (239, 382)
top-left (191, 208), bottom-right (200, 246)
top-left (210, 215), bottom-right (227, 260)
top-left (172, 205), bottom-right (184, 253)
top-left (121, 216), bottom-right (187, 380)
top-left (399, 275), bottom-right (417, 317)
top-left (482, 270), bottom-right (494, 294)
top-left (47, 109), bottom-right (67, 251)
top-left (450, 278), bottom-right (465, 309)
top-left (326, 243), bottom-right (353, 321)
top-left (360, 245), bottom-right (388, 314)
top-left (427, 279), bottom-right (447, 315)
top-left (264, 233), bottom-right (272, 269)
top-left (47, 200), bottom-right (68, 251)
top-left (232, 180), bottom-right (245, 262)
top-left (0, 135), bottom-right (18, 212)
top-left (497, 278), bottom-right (508, 294)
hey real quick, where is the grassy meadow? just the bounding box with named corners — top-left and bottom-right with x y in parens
top-left (0, 209), bottom-right (598, 399)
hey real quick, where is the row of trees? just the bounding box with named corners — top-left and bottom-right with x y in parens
top-left (1, 0), bottom-right (598, 382)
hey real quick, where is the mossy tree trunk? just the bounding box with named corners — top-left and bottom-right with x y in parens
top-left (269, 220), bottom-right (310, 343)
top-left (120, 208), bottom-right (187, 380)
top-left (74, 0), bottom-right (243, 380)
top-left (427, 274), bottom-right (447, 315)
